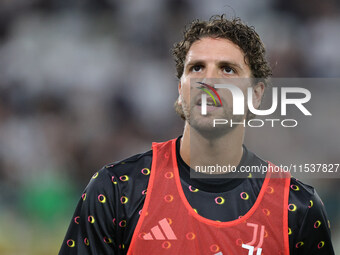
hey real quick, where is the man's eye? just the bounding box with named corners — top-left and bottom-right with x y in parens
top-left (223, 66), bottom-right (234, 74)
top-left (192, 65), bottom-right (202, 72)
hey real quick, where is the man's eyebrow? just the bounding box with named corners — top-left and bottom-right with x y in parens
top-left (185, 60), bottom-right (204, 67)
top-left (217, 61), bottom-right (243, 70)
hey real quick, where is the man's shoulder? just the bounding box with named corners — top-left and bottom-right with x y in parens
top-left (105, 149), bottom-right (153, 175)
top-left (83, 149), bottom-right (153, 195)
top-left (289, 177), bottom-right (315, 200)
top-left (288, 177), bottom-right (327, 225)
top-left (288, 177), bottom-right (315, 210)
top-left (287, 178), bottom-right (333, 252)
top-left (92, 149), bottom-right (153, 184)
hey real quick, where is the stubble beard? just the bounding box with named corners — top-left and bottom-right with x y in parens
top-left (174, 96), bottom-right (244, 140)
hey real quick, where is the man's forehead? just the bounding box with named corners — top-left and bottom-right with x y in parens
top-left (185, 37), bottom-right (246, 64)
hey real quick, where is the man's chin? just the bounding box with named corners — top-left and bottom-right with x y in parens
top-left (188, 118), bottom-right (235, 140)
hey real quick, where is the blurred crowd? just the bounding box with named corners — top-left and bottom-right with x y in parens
top-left (0, 0), bottom-right (339, 254)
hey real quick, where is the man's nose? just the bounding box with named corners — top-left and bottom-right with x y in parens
top-left (201, 66), bottom-right (219, 86)
top-left (205, 66), bottom-right (219, 79)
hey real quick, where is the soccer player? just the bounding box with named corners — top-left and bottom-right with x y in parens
top-left (59, 15), bottom-right (334, 254)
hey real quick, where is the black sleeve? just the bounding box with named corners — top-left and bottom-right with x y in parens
top-left (59, 167), bottom-right (117, 255)
top-left (290, 189), bottom-right (334, 255)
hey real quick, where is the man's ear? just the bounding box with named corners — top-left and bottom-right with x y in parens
top-left (252, 82), bottom-right (265, 109)
top-left (177, 81), bottom-right (182, 104)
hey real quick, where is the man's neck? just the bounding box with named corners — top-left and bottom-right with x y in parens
top-left (180, 122), bottom-right (244, 172)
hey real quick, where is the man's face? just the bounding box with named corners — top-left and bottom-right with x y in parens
top-left (176, 37), bottom-right (261, 137)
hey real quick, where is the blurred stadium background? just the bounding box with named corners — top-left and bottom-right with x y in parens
top-left (0, 0), bottom-right (339, 254)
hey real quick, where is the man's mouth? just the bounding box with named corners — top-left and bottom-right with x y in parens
top-left (196, 97), bottom-right (222, 107)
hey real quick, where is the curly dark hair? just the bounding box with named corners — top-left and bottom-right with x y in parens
top-left (172, 15), bottom-right (272, 80)
top-left (172, 15), bottom-right (272, 120)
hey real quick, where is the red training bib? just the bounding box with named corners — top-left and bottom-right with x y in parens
top-left (127, 139), bottom-right (290, 255)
